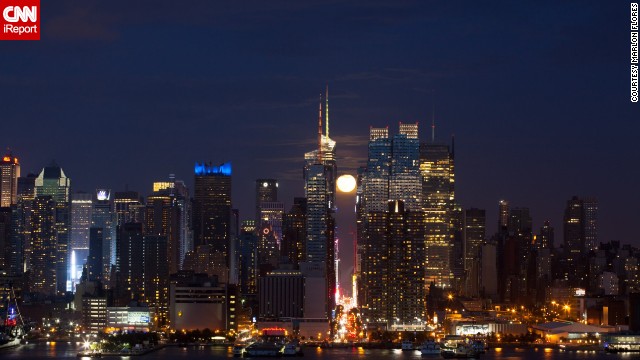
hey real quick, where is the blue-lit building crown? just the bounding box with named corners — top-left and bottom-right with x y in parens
top-left (195, 161), bottom-right (232, 176)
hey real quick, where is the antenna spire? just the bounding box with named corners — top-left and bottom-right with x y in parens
top-left (431, 104), bottom-right (435, 142)
top-left (317, 93), bottom-right (323, 163)
top-left (325, 84), bottom-right (329, 138)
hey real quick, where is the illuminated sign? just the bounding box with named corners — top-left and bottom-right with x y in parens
top-left (127, 312), bottom-right (150, 325)
top-left (96, 189), bottom-right (111, 201)
top-left (575, 288), bottom-right (586, 297)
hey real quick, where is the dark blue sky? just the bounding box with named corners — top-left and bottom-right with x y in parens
top-left (1, 1), bottom-right (638, 288)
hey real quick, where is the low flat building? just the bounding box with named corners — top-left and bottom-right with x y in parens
top-left (531, 321), bottom-right (615, 343)
top-left (106, 306), bottom-right (155, 332)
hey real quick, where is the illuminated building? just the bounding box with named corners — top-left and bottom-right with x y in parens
top-left (35, 163), bottom-right (71, 294)
top-left (420, 139), bottom-right (455, 288)
top-left (391, 123), bottom-right (421, 211)
top-left (169, 271), bottom-right (236, 331)
top-left (498, 200), bottom-right (509, 233)
top-left (70, 192), bottom-right (92, 284)
top-left (92, 189), bottom-right (115, 281)
top-left (153, 181), bottom-right (173, 192)
top-left (193, 162), bottom-right (232, 279)
top-left (87, 228), bottom-right (103, 282)
top-left (564, 196), bottom-right (588, 286)
top-left (8, 174), bottom-right (36, 276)
top-left (143, 235), bottom-right (169, 325)
top-left (113, 191), bottom-right (144, 226)
top-left (360, 200), bottom-right (425, 329)
top-left (281, 198), bottom-right (306, 266)
top-left (302, 94), bottom-right (336, 319)
top-left (145, 187), bottom-right (180, 274)
top-left (537, 220), bottom-right (555, 250)
top-left (258, 268), bottom-right (304, 320)
top-left (583, 198), bottom-right (598, 252)
top-left (82, 296), bottom-right (107, 334)
top-left (107, 306), bottom-right (154, 332)
top-left (238, 220), bottom-right (258, 294)
top-left (0, 152), bottom-right (20, 207)
top-left (0, 208), bottom-right (11, 270)
top-left (29, 196), bottom-right (58, 295)
top-left (255, 179), bottom-right (278, 223)
top-left (463, 208), bottom-right (485, 297)
top-left (115, 222), bottom-right (144, 304)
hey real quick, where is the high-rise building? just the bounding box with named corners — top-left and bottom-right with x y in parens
top-left (35, 163), bottom-right (71, 294)
top-left (193, 162), bottom-right (232, 277)
top-left (463, 208), bottom-right (485, 297)
top-left (281, 198), bottom-right (306, 266)
top-left (537, 220), bottom-right (554, 250)
top-left (390, 123), bottom-right (421, 211)
top-left (420, 139), bottom-right (455, 288)
top-left (92, 189), bottom-right (116, 281)
top-left (583, 198), bottom-right (598, 252)
top-left (70, 192), bottom-right (92, 285)
top-left (115, 222), bottom-right (144, 304)
top-left (302, 95), bottom-right (337, 318)
top-left (143, 235), bottom-right (169, 325)
top-left (258, 201), bottom-right (284, 253)
top-left (564, 196), bottom-right (584, 263)
top-left (255, 179), bottom-right (278, 222)
top-left (0, 152), bottom-right (20, 207)
top-left (113, 191), bottom-right (144, 226)
top-left (238, 220), bottom-right (258, 295)
top-left (87, 228), bottom-right (103, 282)
top-left (173, 180), bottom-right (193, 270)
top-left (0, 208), bottom-right (12, 270)
top-left (30, 196), bottom-right (58, 295)
top-left (498, 200), bottom-right (509, 233)
top-left (10, 174), bottom-right (36, 275)
top-left (145, 187), bottom-right (180, 274)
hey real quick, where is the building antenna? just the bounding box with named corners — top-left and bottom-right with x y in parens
top-left (325, 84), bottom-right (329, 138)
top-left (317, 93), bottom-right (323, 162)
top-left (431, 104), bottom-right (436, 143)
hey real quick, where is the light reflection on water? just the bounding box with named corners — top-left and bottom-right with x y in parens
top-left (0, 343), bottom-right (635, 360)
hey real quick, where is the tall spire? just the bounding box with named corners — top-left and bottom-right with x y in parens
top-left (325, 84), bottom-right (329, 138)
top-left (317, 93), bottom-right (323, 163)
top-left (431, 104), bottom-right (435, 142)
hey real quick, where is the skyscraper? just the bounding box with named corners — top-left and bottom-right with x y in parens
top-left (420, 138), bottom-right (455, 288)
top-left (35, 163), bottom-right (71, 293)
top-left (255, 179), bottom-right (278, 223)
top-left (115, 222), bottom-right (144, 304)
top-left (281, 198), bottom-right (306, 266)
top-left (92, 189), bottom-right (116, 281)
top-left (390, 123), bottom-right (421, 211)
top-left (70, 192), bottom-right (92, 284)
top-left (463, 208), bottom-right (485, 297)
top-left (87, 227), bottom-right (103, 282)
top-left (537, 220), bottom-right (554, 250)
top-left (0, 152), bottom-right (20, 207)
top-left (113, 191), bottom-right (144, 226)
top-left (583, 197), bottom-right (598, 252)
top-left (145, 187), bottom-right (180, 274)
top-left (498, 200), bottom-right (509, 233)
top-left (30, 196), bottom-right (58, 295)
top-left (302, 94), bottom-right (337, 319)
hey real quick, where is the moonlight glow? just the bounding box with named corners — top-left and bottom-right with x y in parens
top-left (337, 174), bottom-right (356, 193)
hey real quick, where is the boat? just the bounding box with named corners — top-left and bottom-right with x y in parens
top-left (420, 339), bottom-right (441, 356)
top-left (0, 284), bottom-right (26, 350)
top-left (441, 343), bottom-right (479, 359)
top-left (244, 341), bottom-right (284, 357)
top-left (401, 340), bottom-right (414, 351)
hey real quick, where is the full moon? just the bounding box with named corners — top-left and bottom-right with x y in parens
top-left (337, 174), bottom-right (357, 193)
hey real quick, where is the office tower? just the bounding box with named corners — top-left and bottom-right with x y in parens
top-left (173, 180), bottom-right (193, 270)
top-left (480, 242), bottom-right (498, 300)
top-left (420, 138), bottom-right (455, 288)
top-left (238, 220), bottom-right (258, 294)
top-left (537, 220), bottom-right (554, 249)
top-left (463, 208), bottom-right (485, 297)
top-left (258, 201), bottom-right (284, 250)
top-left (498, 200), bottom-right (509, 233)
top-left (35, 163), bottom-right (71, 294)
top-left (0, 152), bottom-right (20, 207)
top-left (11, 174), bottom-right (36, 274)
top-left (302, 95), bottom-right (337, 319)
top-left (583, 198), bottom-right (598, 252)
top-left (390, 123), bottom-right (421, 211)
top-left (450, 204), bottom-right (465, 288)
top-left (229, 208), bottom-right (239, 285)
top-left (113, 191), bottom-right (144, 226)
top-left (143, 235), bottom-right (169, 325)
top-left (70, 192), bottom-right (92, 284)
top-left (508, 207), bottom-right (533, 303)
top-left (115, 222), bottom-right (144, 303)
top-left (255, 179), bottom-right (278, 223)
top-left (361, 127), bottom-right (391, 213)
top-left (30, 196), bottom-right (58, 295)
top-left (87, 228), bottom-right (103, 282)
top-left (281, 198), bottom-right (306, 266)
top-left (564, 196), bottom-right (584, 283)
top-left (145, 187), bottom-right (180, 274)
top-left (0, 208), bottom-right (11, 270)
top-left (360, 200), bottom-right (425, 327)
top-left (92, 189), bottom-right (116, 280)
top-left (258, 268), bottom-right (304, 320)
top-left (193, 162), bottom-right (232, 275)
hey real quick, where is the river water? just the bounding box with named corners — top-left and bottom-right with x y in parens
top-left (1, 343), bottom-right (637, 359)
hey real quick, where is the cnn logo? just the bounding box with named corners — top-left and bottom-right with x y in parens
top-left (1, 1), bottom-right (40, 40)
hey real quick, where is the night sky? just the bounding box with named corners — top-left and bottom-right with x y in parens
top-left (1, 1), bottom-right (638, 292)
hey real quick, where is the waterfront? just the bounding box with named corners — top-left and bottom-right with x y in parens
top-left (1, 343), bottom-right (638, 360)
